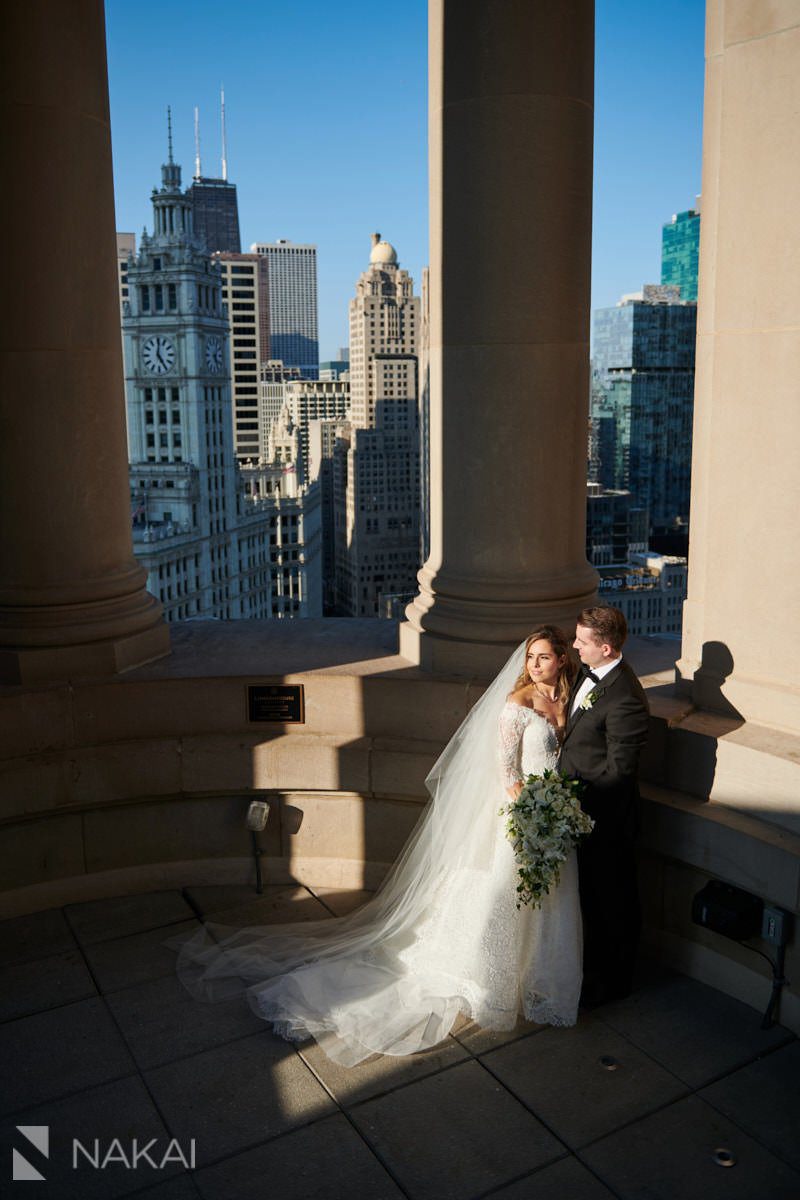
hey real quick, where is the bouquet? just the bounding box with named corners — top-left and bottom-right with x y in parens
top-left (500, 769), bottom-right (594, 909)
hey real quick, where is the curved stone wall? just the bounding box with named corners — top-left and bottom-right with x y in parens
top-left (1, 623), bottom-right (797, 1032)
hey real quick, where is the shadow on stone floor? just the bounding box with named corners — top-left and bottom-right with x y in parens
top-left (0, 887), bottom-right (798, 1200)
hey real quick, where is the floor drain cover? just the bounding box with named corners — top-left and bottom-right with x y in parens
top-left (713, 1148), bottom-right (736, 1167)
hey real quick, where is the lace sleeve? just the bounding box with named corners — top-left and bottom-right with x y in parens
top-left (498, 704), bottom-right (525, 789)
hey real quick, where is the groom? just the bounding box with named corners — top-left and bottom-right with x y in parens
top-left (559, 605), bottom-right (650, 1006)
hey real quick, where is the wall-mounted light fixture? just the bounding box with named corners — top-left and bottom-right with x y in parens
top-left (245, 800), bottom-right (270, 895)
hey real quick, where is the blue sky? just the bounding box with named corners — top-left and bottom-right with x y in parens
top-left (106, 0), bottom-right (705, 359)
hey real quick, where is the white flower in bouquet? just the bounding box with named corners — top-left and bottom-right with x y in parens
top-left (499, 769), bottom-right (594, 909)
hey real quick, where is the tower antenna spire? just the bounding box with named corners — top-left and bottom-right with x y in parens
top-left (194, 106), bottom-right (202, 179)
top-left (220, 85), bottom-right (228, 181)
top-left (167, 105), bottom-right (174, 164)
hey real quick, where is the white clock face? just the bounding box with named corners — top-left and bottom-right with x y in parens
top-left (142, 335), bottom-right (176, 375)
top-left (206, 336), bottom-right (224, 373)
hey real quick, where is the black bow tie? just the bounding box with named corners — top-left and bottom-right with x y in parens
top-left (579, 666), bottom-right (600, 684)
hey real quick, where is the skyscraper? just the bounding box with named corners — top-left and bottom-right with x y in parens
top-left (116, 232), bottom-right (135, 311)
top-left (121, 128), bottom-right (321, 620)
top-left (186, 96), bottom-right (241, 254)
top-left (592, 284), bottom-right (696, 538)
top-left (349, 233), bottom-right (418, 427)
top-left (215, 252), bottom-right (270, 462)
top-left (586, 483), bottom-right (648, 566)
top-left (187, 178), bottom-right (241, 254)
top-left (661, 205), bottom-right (701, 301)
top-left (251, 240), bottom-right (319, 378)
top-left (419, 265), bottom-right (431, 563)
top-left (283, 377), bottom-right (351, 475)
top-left (333, 235), bottom-right (421, 617)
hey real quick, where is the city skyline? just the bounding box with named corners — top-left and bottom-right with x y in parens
top-left (106, 0), bottom-right (705, 359)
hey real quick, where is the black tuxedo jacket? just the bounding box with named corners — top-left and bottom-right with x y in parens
top-left (558, 659), bottom-right (650, 838)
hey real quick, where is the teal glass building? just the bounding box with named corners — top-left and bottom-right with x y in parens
top-left (661, 208), bottom-right (700, 301)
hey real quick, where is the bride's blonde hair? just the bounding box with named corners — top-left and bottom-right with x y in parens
top-left (513, 625), bottom-right (576, 706)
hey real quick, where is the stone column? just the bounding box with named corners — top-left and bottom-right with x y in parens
top-left (401, 0), bottom-right (598, 677)
top-left (0, 0), bottom-right (169, 684)
top-left (676, 2), bottom-right (800, 735)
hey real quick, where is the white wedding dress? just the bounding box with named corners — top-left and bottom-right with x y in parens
top-left (174, 644), bottom-right (583, 1066)
top-left (393, 703), bottom-right (581, 1032)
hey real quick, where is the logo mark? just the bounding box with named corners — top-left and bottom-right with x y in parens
top-left (13, 1126), bottom-right (49, 1181)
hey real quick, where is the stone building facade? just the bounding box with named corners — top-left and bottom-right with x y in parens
top-left (122, 144), bottom-right (321, 620)
top-left (334, 237), bottom-right (421, 616)
top-left (214, 253), bottom-right (271, 463)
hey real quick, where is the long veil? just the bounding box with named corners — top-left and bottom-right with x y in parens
top-left (174, 641), bottom-right (527, 1066)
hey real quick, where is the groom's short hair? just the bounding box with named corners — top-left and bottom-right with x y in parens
top-left (578, 606), bottom-right (628, 653)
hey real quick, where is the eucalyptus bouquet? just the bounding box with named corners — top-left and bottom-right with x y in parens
top-left (500, 769), bottom-right (594, 909)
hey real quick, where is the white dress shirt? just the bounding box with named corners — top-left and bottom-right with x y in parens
top-left (570, 655), bottom-right (622, 716)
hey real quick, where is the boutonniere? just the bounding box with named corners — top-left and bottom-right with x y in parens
top-left (580, 689), bottom-right (600, 711)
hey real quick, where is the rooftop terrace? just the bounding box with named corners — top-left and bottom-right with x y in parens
top-left (1, 885), bottom-right (797, 1200)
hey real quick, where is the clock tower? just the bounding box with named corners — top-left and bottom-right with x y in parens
top-left (122, 114), bottom-right (244, 616)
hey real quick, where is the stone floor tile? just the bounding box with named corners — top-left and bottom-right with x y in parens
top-left (628, 953), bottom-right (681, 991)
top-left (487, 1155), bottom-right (617, 1199)
top-left (193, 1113), bottom-right (404, 1200)
top-left (349, 1059), bottom-right (563, 1200)
top-left (298, 1032), bottom-right (470, 1106)
top-left (0, 1076), bottom-right (187, 1199)
top-left (310, 887), bottom-right (375, 917)
top-left (580, 1094), bottom-right (800, 1199)
top-left (700, 1040), bottom-right (800, 1171)
top-left (481, 1014), bottom-right (687, 1150)
top-left (202, 886), bottom-right (333, 929)
top-left (0, 948), bottom-right (97, 1021)
top-left (83, 919), bottom-right (201, 994)
top-left (595, 974), bottom-right (793, 1088)
top-left (0, 996), bottom-right (135, 1116)
top-left (66, 891), bottom-right (196, 946)
top-left (182, 884), bottom-right (271, 918)
top-left (105, 974), bottom-right (264, 1070)
top-left (451, 1011), bottom-right (545, 1055)
top-left (144, 1031), bottom-right (334, 1166)
top-left (0, 907), bottom-right (76, 966)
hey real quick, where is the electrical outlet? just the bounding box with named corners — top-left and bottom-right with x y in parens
top-left (761, 905), bottom-right (789, 946)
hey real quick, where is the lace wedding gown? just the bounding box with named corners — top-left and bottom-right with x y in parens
top-left (175, 647), bottom-right (582, 1066)
top-left (391, 703), bottom-right (582, 1031)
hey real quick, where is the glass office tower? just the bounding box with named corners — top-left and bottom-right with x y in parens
top-left (661, 208), bottom-right (700, 302)
top-left (251, 241), bottom-right (319, 379)
top-left (592, 285), bottom-right (697, 535)
top-left (187, 178), bottom-right (241, 254)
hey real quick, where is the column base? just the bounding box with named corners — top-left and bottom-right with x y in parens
top-left (400, 566), bottom-right (599, 679)
top-left (399, 621), bottom-right (520, 678)
top-left (0, 621), bottom-right (170, 686)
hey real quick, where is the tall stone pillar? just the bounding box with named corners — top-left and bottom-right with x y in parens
top-left (676, 3), bottom-right (800, 735)
top-left (0, 0), bottom-right (169, 684)
top-left (401, 0), bottom-right (598, 677)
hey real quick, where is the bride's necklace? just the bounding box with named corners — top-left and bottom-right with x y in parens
top-left (534, 683), bottom-right (559, 705)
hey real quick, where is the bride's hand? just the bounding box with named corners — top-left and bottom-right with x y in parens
top-left (507, 781), bottom-right (523, 801)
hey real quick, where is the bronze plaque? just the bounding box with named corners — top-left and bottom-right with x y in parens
top-left (247, 684), bottom-right (305, 724)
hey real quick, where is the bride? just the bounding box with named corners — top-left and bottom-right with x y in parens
top-left (175, 625), bottom-right (583, 1066)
